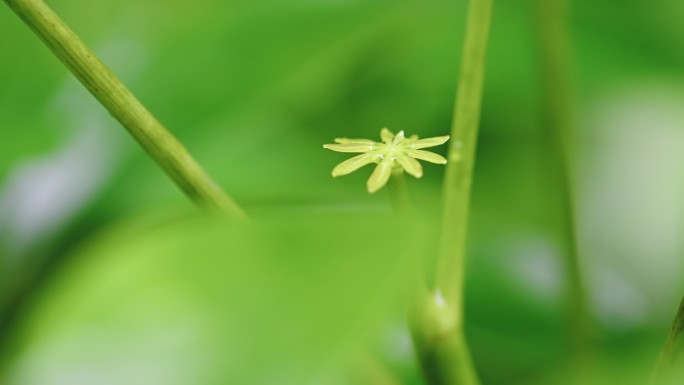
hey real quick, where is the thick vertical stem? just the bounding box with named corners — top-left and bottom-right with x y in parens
top-left (409, 289), bottom-right (479, 385)
top-left (436, 0), bottom-right (493, 313)
top-left (410, 0), bottom-right (493, 384)
top-left (3, 0), bottom-right (246, 218)
top-left (533, 0), bottom-right (589, 347)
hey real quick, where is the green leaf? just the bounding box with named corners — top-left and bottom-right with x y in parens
top-left (1, 211), bottom-right (422, 384)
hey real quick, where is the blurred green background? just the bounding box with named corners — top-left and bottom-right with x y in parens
top-left (1, 0), bottom-right (684, 384)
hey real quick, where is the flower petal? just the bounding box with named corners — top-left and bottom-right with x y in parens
top-left (380, 128), bottom-right (394, 144)
top-left (323, 143), bottom-right (373, 153)
top-left (392, 130), bottom-right (406, 145)
top-left (334, 138), bottom-right (375, 145)
top-left (411, 135), bottom-right (450, 149)
top-left (396, 154), bottom-right (423, 178)
top-left (409, 150), bottom-right (447, 164)
top-left (367, 159), bottom-right (393, 193)
top-left (331, 153), bottom-right (376, 177)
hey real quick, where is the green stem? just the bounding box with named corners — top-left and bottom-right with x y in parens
top-left (651, 296), bottom-right (684, 384)
top-left (386, 169), bottom-right (425, 297)
top-left (409, 314), bottom-right (479, 385)
top-left (533, 0), bottom-right (589, 347)
top-left (3, 0), bottom-right (246, 218)
top-left (387, 169), bottom-right (410, 214)
top-left (410, 0), bottom-right (493, 383)
top-left (436, 0), bottom-right (492, 310)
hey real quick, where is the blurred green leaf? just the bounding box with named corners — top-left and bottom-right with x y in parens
top-left (0, 211), bottom-right (422, 384)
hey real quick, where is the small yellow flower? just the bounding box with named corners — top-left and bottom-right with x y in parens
top-left (324, 128), bottom-right (449, 193)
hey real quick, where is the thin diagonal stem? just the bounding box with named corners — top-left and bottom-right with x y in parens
top-left (651, 296), bottom-right (684, 384)
top-left (3, 0), bottom-right (246, 218)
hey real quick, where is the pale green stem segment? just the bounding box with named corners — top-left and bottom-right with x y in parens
top-left (386, 169), bottom-right (425, 300)
top-left (651, 296), bottom-right (684, 384)
top-left (3, 0), bottom-right (246, 218)
top-left (410, 0), bottom-right (493, 384)
top-left (533, 0), bottom-right (588, 347)
top-left (386, 169), bottom-right (428, 309)
top-left (387, 169), bottom-right (410, 215)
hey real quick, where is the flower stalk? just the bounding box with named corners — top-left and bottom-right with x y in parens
top-left (387, 169), bottom-right (411, 215)
top-left (410, 0), bottom-right (494, 383)
top-left (3, 0), bottom-right (246, 218)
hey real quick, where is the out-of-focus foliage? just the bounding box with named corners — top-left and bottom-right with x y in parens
top-left (0, 212), bottom-right (421, 385)
top-left (1, 0), bottom-right (684, 384)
